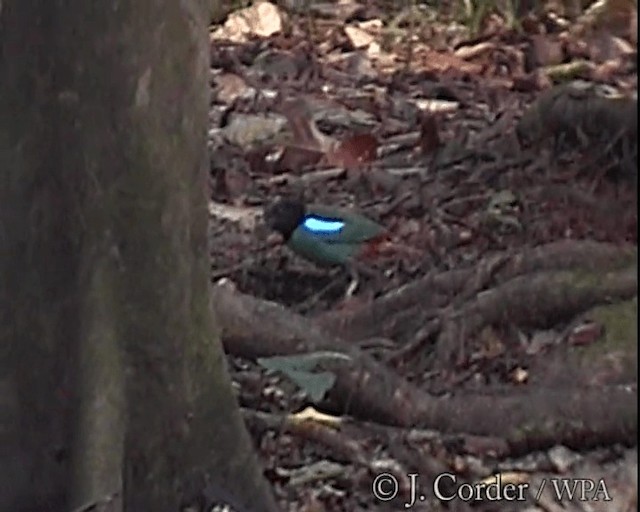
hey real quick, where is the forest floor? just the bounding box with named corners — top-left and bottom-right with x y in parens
top-left (207, 2), bottom-right (637, 511)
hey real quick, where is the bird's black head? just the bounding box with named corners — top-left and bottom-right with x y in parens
top-left (264, 199), bottom-right (306, 240)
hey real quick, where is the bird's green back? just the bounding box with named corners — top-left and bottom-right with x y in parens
top-left (286, 205), bottom-right (385, 266)
top-left (303, 204), bottom-right (384, 243)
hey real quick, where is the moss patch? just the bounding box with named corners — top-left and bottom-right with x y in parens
top-left (573, 297), bottom-right (638, 381)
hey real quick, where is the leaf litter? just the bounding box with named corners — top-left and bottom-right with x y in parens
top-left (208, 2), bottom-right (637, 511)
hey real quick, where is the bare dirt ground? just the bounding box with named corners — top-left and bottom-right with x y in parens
top-left (207, 2), bottom-right (637, 510)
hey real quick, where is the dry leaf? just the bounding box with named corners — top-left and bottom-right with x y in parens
top-left (454, 41), bottom-right (496, 60)
top-left (420, 48), bottom-right (483, 75)
top-left (213, 73), bottom-right (254, 104)
top-left (511, 367), bottom-right (529, 384)
top-left (278, 98), bottom-right (378, 170)
top-left (223, 113), bottom-right (287, 148)
top-left (289, 406), bottom-right (343, 428)
top-left (568, 321), bottom-right (604, 346)
top-left (211, 1), bottom-right (284, 43)
top-left (279, 98), bottom-right (337, 152)
top-left (326, 133), bottom-right (378, 169)
top-left (345, 25), bottom-right (375, 49)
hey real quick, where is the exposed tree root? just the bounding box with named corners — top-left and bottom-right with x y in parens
top-left (433, 263), bottom-right (637, 367)
top-left (212, 279), bottom-right (637, 452)
top-left (315, 240), bottom-right (636, 344)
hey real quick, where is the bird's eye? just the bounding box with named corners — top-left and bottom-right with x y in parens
top-left (303, 217), bottom-right (345, 233)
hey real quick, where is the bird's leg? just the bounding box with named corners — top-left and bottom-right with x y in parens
top-left (344, 261), bottom-right (377, 298)
top-left (345, 266), bottom-right (360, 297)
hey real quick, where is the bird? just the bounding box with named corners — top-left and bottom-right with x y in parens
top-left (264, 198), bottom-right (392, 297)
top-left (263, 198), bottom-right (390, 268)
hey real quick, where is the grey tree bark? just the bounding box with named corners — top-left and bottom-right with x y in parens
top-left (0, 1), bottom-right (280, 511)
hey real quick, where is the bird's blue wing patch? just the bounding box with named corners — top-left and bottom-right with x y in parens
top-left (302, 215), bottom-right (345, 234)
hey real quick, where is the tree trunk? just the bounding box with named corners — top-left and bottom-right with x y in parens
top-left (0, 1), bottom-right (280, 511)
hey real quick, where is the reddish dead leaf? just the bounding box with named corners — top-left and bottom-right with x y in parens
top-left (418, 112), bottom-right (441, 155)
top-left (568, 321), bottom-right (604, 346)
top-left (245, 147), bottom-right (274, 174)
top-left (278, 145), bottom-right (324, 171)
top-left (325, 133), bottom-right (378, 170)
top-left (279, 98), bottom-right (378, 170)
top-left (417, 48), bottom-right (483, 75)
top-left (279, 98), bottom-right (335, 152)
